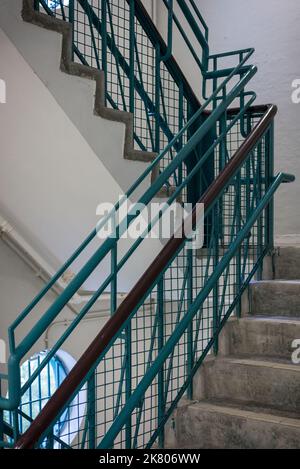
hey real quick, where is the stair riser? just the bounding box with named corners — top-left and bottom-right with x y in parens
top-left (220, 319), bottom-right (300, 360)
top-left (250, 282), bottom-right (300, 317)
top-left (194, 360), bottom-right (300, 412)
top-left (175, 405), bottom-right (300, 449)
top-left (274, 247), bottom-right (300, 280)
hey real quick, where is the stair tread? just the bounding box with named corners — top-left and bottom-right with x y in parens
top-left (214, 355), bottom-right (300, 370)
top-left (252, 280), bottom-right (300, 284)
top-left (242, 315), bottom-right (300, 324)
top-left (189, 400), bottom-right (300, 426)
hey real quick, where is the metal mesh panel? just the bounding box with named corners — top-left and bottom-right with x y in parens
top-left (37, 0), bottom-right (191, 162)
top-left (1, 1), bottom-right (277, 451)
top-left (27, 109), bottom-right (271, 449)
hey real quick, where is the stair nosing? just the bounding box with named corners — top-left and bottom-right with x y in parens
top-left (214, 356), bottom-right (300, 371)
top-left (188, 401), bottom-right (300, 428)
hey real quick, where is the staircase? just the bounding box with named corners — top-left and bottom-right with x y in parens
top-left (0, 0), bottom-right (296, 450)
top-left (173, 247), bottom-right (300, 449)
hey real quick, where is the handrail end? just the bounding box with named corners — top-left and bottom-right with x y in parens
top-left (281, 173), bottom-right (296, 183)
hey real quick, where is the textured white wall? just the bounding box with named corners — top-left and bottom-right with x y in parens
top-left (155, 0), bottom-right (300, 238)
top-left (198, 0), bottom-right (300, 239)
top-left (0, 237), bottom-right (110, 387)
top-left (0, 27), bottom-right (162, 294)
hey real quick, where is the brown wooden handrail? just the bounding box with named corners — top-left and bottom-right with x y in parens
top-left (14, 104), bottom-right (277, 449)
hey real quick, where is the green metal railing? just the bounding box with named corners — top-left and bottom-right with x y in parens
top-left (34, 0), bottom-right (195, 161)
top-left (0, 0), bottom-right (294, 450)
top-left (0, 60), bottom-right (256, 405)
top-left (31, 0), bottom-right (253, 177)
top-left (11, 105), bottom-right (295, 450)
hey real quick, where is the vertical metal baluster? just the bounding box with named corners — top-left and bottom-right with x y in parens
top-left (239, 51), bottom-right (247, 138)
top-left (46, 427), bottom-right (54, 449)
top-left (218, 108), bottom-right (227, 244)
top-left (161, 0), bottom-right (173, 62)
top-left (187, 249), bottom-right (193, 399)
top-left (129, 0), bottom-right (135, 115)
top-left (12, 409), bottom-right (20, 444)
top-left (0, 378), bottom-right (3, 444)
top-left (69, 0), bottom-right (75, 61)
top-left (87, 372), bottom-right (96, 448)
top-left (111, 245), bottom-right (117, 315)
top-left (266, 123), bottom-right (274, 249)
top-left (101, 0), bottom-right (108, 103)
top-left (155, 44), bottom-right (161, 155)
top-left (257, 141), bottom-right (263, 279)
top-left (125, 323), bottom-right (132, 449)
top-left (85, 2), bottom-right (101, 70)
top-left (212, 57), bottom-right (218, 110)
top-left (37, 355), bottom-right (42, 414)
top-left (28, 359), bottom-right (32, 422)
top-left (34, 0), bottom-right (40, 11)
top-left (157, 277), bottom-right (165, 448)
top-left (213, 206), bottom-right (219, 355)
top-left (235, 168), bottom-right (242, 318)
top-left (178, 82), bottom-right (184, 187)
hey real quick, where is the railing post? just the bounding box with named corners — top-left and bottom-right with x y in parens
top-left (12, 409), bottom-right (20, 444)
top-left (129, 0), bottom-right (135, 114)
top-left (87, 371), bottom-right (96, 449)
top-left (161, 0), bottom-right (173, 62)
top-left (178, 82), bottom-right (184, 186)
top-left (34, 0), bottom-right (40, 11)
top-left (125, 324), bottom-right (132, 449)
top-left (111, 245), bottom-right (117, 315)
top-left (266, 122), bottom-right (275, 249)
top-left (235, 169), bottom-right (242, 318)
top-left (187, 250), bottom-right (193, 399)
top-left (213, 205), bottom-right (219, 355)
top-left (157, 277), bottom-right (165, 448)
top-left (257, 141), bottom-right (263, 280)
top-left (101, 0), bottom-right (108, 102)
top-left (155, 44), bottom-right (161, 155)
top-left (45, 427), bottom-right (54, 449)
top-left (68, 0), bottom-right (75, 61)
top-left (0, 379), bottom-right (3, 445)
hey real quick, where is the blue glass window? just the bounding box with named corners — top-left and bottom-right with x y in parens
top-left (5, 351), bottom-right (69, 442)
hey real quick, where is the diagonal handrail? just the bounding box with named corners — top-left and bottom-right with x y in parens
top-left (1, 56), bottom-right (257, 411)
top-left (13, 104), bottom-right (294, 449)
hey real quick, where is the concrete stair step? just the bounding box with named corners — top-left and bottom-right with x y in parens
top-left (250, 280), bottom-right (300, 317)
top-left (194, 357), bottom-right (300, 413)
top-left (219, 316), bottom-right (300, 360)
top-left (175, 400), bottom-right (300, 449)
top-left (274, 247), bottom-right (300, 280)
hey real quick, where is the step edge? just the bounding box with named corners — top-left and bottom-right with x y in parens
top-left (187, 402), bottom-right (300, 428)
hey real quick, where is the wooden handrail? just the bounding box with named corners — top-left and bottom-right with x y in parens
top-left (14, 104), bottom-right (277, 449)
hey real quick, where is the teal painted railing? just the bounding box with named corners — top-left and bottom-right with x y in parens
top-left (0, 0), bottom-right (294, 450)
top-left (31, 0), bottom-right (253, 177)
top-left (11, 104), bottom-right (295, 449)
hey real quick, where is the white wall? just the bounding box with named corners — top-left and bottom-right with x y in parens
top-left (197, 0), bottom-right (300, 239)
top-left (0, 236), bottom-right (112, 390)
top-left (0, 27), bottom-right (162, 295)
top-left (154, 0), bottom-right (300, 238)
top-left (0, 0), bottom-right (149, 194)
